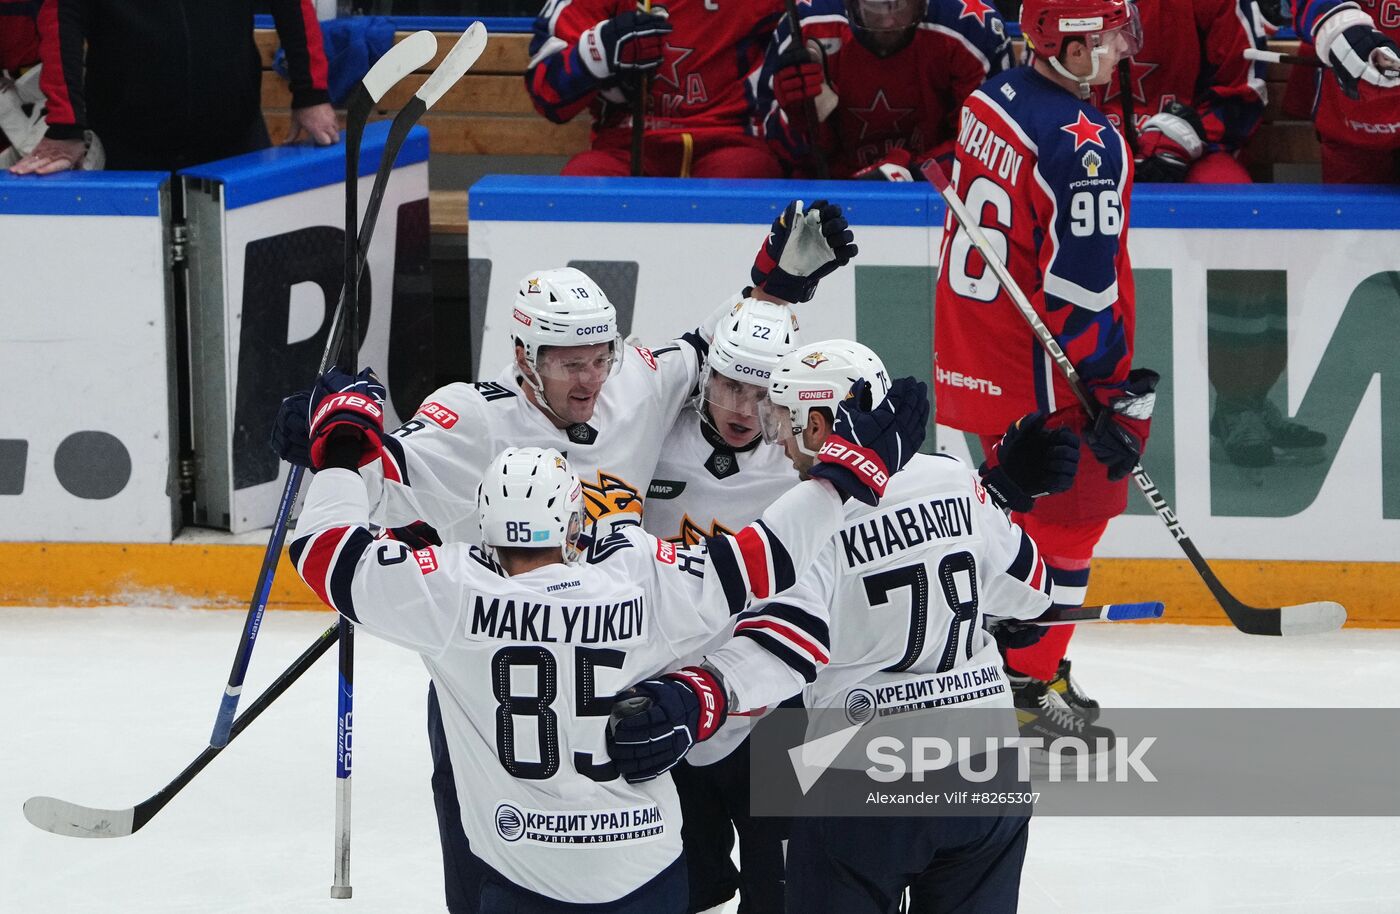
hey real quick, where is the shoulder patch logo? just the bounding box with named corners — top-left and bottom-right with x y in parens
top-left (1000, 82), bottom-right (1016, 101)
top-left (414, 547), bottom-right (439, 575)
top-left (581, 471), bottom-right (643, 523)
top-left (1082, 150), bottom-right (1102, 177)
top-left (470, 381), bottom-right (517, 402)
top-left (418, 402), bottom-right (460, 429)
top-left (655, 540), bottom-right (677, 564)
top-left (801, 351), bottom-right (828, 369)
top-left (634, 346), bottom-right (658, 371)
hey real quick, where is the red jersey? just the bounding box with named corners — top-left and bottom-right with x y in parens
top-left (934, 67), bottom-right (1136, 436)
top-left (1296, 0), bottom-right (1400, 149)
top-left (1089, 0), bottom-right (1267, 155)
top-left (0, 0), bottom-right (40, 71)
top-left (526, 0), bottom-right (782, 139)
top-left (753, 0), bottom-right (1014, 177)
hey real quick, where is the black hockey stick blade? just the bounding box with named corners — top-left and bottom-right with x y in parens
top-left (1178, 533), bottom-right (1347, 636)
top-left (29, 624), bottom-right (340, 839)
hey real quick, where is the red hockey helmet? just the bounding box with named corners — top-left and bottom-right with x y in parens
top-left (1020, 0), bottom-right (1141, 59)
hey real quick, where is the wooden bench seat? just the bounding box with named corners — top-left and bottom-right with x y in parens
top-left (254, 30), bottom-right (1319, 235)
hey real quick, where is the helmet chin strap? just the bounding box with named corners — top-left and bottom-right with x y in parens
top-left (1048, 43), bottom-right (1109, 98)
top-left (519, 359), bottom-right (573, 427)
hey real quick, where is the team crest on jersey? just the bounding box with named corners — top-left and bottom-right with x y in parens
top-left (1082, 150), bottom-right (1102, 177)
top-left (801, 351), bottom-right (829, 369)
top-left (580, 471), bottom-right (644, 523)
top-left (1061, 111), bottom-right (1107, 151)
top-left (566, 422), bottom-right (600, 445)
top-left (670, 515), bottom-right (736, 549)
top-left (634, 345), bottom-right (658, 371)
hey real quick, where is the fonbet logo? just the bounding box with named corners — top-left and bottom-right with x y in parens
top-left (414, 548), bottom-right (438, 575)
top-left (655, 539), bottom-right (677, 564)
top-left (418, 401), bottom-right (459, 429)
top-left (495, 803), bottom-right (525, 842)
top-left (798, 389), bottom-right (834, 401)
top-left (512, 308), bottom-right (533, 326)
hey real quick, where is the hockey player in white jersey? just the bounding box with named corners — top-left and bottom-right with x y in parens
top-left (270, 199), bottom-right (858, 912)
top-left (642, 297), bottom-right (804, 912)
top-left (288, 356), bottom-right (929, 911)
top-left (617, 341), bottom-right (1081, 913)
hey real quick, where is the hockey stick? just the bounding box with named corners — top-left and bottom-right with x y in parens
top-left (1033, 601), bottom-right (1164, 626)
top-left (782, 0), bottom-right (830, 180)
top-left (631, 0), bottom-right (652, 177)
top-left (1243, 46), bottom-right (1400, 77)
top-left (327, 24), bottom-right (489, 899)
top-left (24, 624), bottom-right (340, 839)
top-left (208, 31), bottom-right (440, 753)
top-left (921, 159), bottom-right (1346, 637)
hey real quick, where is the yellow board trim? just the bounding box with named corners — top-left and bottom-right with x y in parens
top-left (0, 544), bottom-right (1395, 628)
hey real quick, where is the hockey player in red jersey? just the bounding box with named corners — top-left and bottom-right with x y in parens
top-left (754, 0), bottom-right (1016, 179)
top-left (526, 0), bottom-right (785, 177)
top-left (1089, 0), bottom-right (1267, 183)
top-left (1293, 0), bottom-right (1400, 183)
top-left (932, 0), bottom-right (1158, 743)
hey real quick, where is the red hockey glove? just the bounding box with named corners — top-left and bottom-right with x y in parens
top-left (853, 147), bottom-right (915, 181)
top-left (1135, 101), bottom-right (1206, 184)
top-left (307, 368), bottom-right (387, 471)
top-left (773, 41), bottom-right (826, 119)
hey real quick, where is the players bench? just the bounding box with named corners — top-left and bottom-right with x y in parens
top-left (256, 28), bottom-right (1317, 236)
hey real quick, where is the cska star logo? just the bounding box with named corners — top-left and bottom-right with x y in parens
top-left (670, 514), bottom-right (737, 548)
top-left (957, 0), bottom-right (994, 25)
top-left (1060, 111), bottom-right (1107, 151)
top-left (801, 351), bottom-right (829, 368)
top-left (580, 471), bottom-right (644, 523)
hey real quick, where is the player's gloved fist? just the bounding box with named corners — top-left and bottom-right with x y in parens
top-left (384, 520), bottom-right (443, 550)
top-left (811, 377), bottom-right (930, 506)
top-left (580, 7), bottom-right (672, 79)
top-left (307, 367), bottom-right (387, 472)
top-left (773, 41), bottom-right (826, 116)
top-left (988, 618), bottom-right (1046, 650)
top-left (1313, 3), bottom-right (1400, 99)
top-left (853, 147), bottom-right (915, 182)
top-left (1135, 101), bottom-right (1206, 183)
top-left (1084, 368), bottom-right (1159, 481)
top-left (979, 411), bottom-right (1081, 513)
top-left (271, 389), bottom-right (313, 468)
top-left (607, 665), bottom-right (728, 783)
top-left (751, 199), bottom-right (859, 303)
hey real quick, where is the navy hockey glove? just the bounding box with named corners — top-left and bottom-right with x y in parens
top-left (988, 618), bottom-right (1046, 651)
top-left (579, 7), bottom-right (672, 79)
top-left (810, 377), bottom-right (929, 506)
top-left (751, 199), bottom-right (858, 303)
top-left (270, 389), bottom-right (312, 468)
top-left (1084, 368), bottom-right (1159, 482)
top-left (1313, 3), bottom-right (1400, 99)
top-left (979, 412), bottom-right (1080, 513)
top-left (1135, 101), bottom-right (1206, 184)
top-left (607, 666), bottom-right (728, 783)
top-left (307, 367), bottom-right (387, 471)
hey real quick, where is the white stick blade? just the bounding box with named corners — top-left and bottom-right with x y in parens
top-left (362, 31), bottom-right (438, 103)
top-left (417, 22), bottom-right (489, 109)
top-left (1280, 601), bottom-right (1347, 636)
top-left (24, 796), bottom-right (135, 838)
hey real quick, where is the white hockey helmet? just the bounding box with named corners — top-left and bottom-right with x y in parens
top-left (512, 267), bottom-right (624, 382)
top-left (477, 447), bottom-right (586, 563)
top-left (760, 340), bottom-right (892, 456)
top-left (698, 298), bottom-right (803, 425)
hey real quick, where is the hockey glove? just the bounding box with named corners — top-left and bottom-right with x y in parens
top-left (979, 411), bottom-right (1081, 513)
top-left (1084, 368), bottom-right (1159, 482)
top-left (773, 41), bottom-right (826, 119)
top-left (988, 618), bottom-right (1047, 650)
top-left (307, 367), bottom-right (387, 472)
top-left (579, 7), bottom-right (672, 80)
top-left (751, 199), bottom-right (859, 303)
top-left (384, 520), bottom-right (443, 550)
top-left (1135, 101), bottom-right (1206, 184)
top-left (811, 376), bottom-right (930, 506)
top-left (1313, 3), bottom-right (1400, 99)
top-left (853, 147), bottom-right (915, 182)
top-left (607, 665), bottom-right (728, 783)
top-left (271, 389), bottom-right (313, 468)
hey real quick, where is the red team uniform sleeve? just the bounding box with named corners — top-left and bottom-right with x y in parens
top-left (35, 0), bottom-right (85, 138)
top-left (525, 0), bottom-right (611, 125)
top-left (269, 0), bottom-right (331, 109)
top-left (1195, 0), bottom-right (1268, 153)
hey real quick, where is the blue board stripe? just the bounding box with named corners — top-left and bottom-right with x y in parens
top-left (0, 171), bottom-right (167, 217)
top-left (179, 120), bottom-right (429, 210)
top-left (469, 175), bottom-right (1400, 231)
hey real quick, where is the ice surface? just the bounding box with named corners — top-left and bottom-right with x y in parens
top-left (3, 606), bottom-right (1397, 913)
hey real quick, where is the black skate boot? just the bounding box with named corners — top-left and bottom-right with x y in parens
top-left (1009, 672), bottom-right (1114, 767)
top-left (1049, 658), bottom-right (1100, 723)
